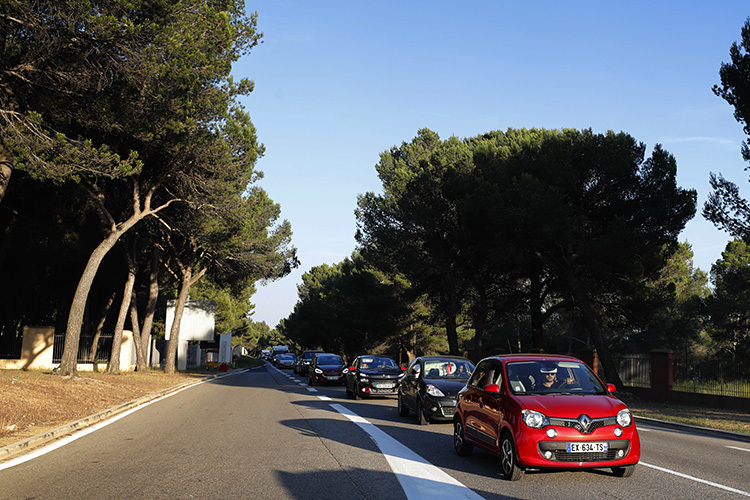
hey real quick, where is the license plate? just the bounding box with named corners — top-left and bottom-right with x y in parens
top-left (374, 383), bottom-right (394, 388)
top-left (567, 442), bottom-right (608, 453)
top-left (326, 376), bottom-right (339, 380)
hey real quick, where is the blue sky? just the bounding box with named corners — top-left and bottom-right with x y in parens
top-left (234, 2), bottom-right (750, 327)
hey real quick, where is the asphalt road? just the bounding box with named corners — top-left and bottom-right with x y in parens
top-left (1, 363), bottom-right (749, 500)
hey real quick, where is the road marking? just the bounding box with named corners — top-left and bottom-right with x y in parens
top-left (641, 461), bottom-right (750, 497)
top-left (331, 404), bottom-right (483, 500)
top-left (727, 446), bottom-right (750, 453)
top-left (306, 387), bottom-right (318, 392)
top-left (317, 395), bottom-right (332, 401)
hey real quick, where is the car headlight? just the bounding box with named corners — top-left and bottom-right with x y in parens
top-left (425, 384), bottom-right (445, 397)
top-left (522, 409), bottom-right (549, 429)
top-left (314, 368), bottom-right (323, 374)
top-left (616, 409), bottom-right (632, 427)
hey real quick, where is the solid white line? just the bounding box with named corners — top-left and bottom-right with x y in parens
top-left (0, 374), bottom-right (226, 471)
top-left (330, 404), bottom-right (483, 500)
top-left (727, 446), bottom-right (750, 453)
top-left (641, 461), bottom-right (750, 497)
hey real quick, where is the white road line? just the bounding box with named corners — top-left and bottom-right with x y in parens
top-left (727, 445), bottom-right (750, 453)
top-left (306, 387), bottom-right (318, 392)
top-left (641, 461), bottom-right (750, 497)
top-left (331, 404), bottom-right (483, 500)
top-left (317, 395), bottom-right (332, 401)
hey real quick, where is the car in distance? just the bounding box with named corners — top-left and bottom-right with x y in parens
top-left (453, 354), bottom-right (640, 481)
top-left (308, 353), bottom-right (347, 386)
top-left (398, 355), bottom-right (475, 425)
top-left (345, 355), bottom-right (404, 398)
top-left (294, 349), bottom-right (325, 375)
top-left (277, 353), bottom-right (296, 369)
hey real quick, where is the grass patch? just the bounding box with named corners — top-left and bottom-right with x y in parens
top-left (622, 396), bottom-right (750, 435)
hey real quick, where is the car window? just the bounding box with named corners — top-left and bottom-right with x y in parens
top-left (506, 360), bottom-right (605, 395)
top-left (317, 355), bottom-right (343, 365)
top-left (468, 361), bottom-right (489, 387)
top-left (424, 359), bottom-right (475, 379)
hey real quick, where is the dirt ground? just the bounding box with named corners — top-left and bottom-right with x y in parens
top-left (0, 369), bottom-right (205, 448)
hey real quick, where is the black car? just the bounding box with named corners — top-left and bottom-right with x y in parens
top-left (308, 353), bottom-right (347, 386)
top-left (397, 355), bottom-right (475, 425)
top-left (345, 355), bottom-right (404, 399)
top-left (294, 349), bottom-right (325, 375)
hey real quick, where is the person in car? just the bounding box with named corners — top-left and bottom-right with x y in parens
top-left (534, 363), bottom-right (574, 391)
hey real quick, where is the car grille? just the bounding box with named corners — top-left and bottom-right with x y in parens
top-left (548, 416), bottom-right (617, 434)
top-left (553, 450), bottom-right (618, 462)
top-left (441, 406), bottom-right (456, 417)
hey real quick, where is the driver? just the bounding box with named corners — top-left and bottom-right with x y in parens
top-left (535, 363), bottom-right (574, 390)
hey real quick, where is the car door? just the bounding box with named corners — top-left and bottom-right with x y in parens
top-left (461, 360), bottom-right (489, 443)
top-left (473, 360), bottom-right (505, 449)
top-left (402, 358), bottom-right (422, 409)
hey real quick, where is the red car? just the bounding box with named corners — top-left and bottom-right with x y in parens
top-left (453, 354), bottom-right (640, 481)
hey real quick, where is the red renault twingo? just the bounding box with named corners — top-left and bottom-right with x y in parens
top-left (454, 354), bottom-right (640, 481)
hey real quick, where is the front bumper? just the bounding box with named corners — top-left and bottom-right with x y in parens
top-left (515, 424), bottom-right (640, 468)
top-left (422, 395), bottom-right (457, 421)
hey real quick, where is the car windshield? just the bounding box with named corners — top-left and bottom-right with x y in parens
top-left (280, 354), bottom-right (295, 360)
top-left (505, 360), bottom-right (606, 395)
top-left (359, 357), bottom-right (399, 370)
top-left (317, 355), bottom-right (343, 365)
top-left (423, 359), bottom-right (474, 379)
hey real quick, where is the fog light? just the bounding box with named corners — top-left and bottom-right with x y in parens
top-left (614, 427), bottom-right (623, 437)
top-left (546, 428), bottom-right (557, 438)
top-left (431, 406), bottom-right (438, 412)
top-left (544, 450), bottom-right (553, 459)
top-left (617, 449), bottom-right (624, 458)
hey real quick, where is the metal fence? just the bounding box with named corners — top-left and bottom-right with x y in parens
top-left (673, 356), bottom-right (750, 399)
top-left (615, 354), bottom-right (650, 388)
top-left (52, 333), bottom-right (114, 363)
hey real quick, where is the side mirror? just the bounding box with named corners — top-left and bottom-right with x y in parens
top-left (348, 366), bottom-right (355, 372)
top-left (606, 383), bottom-right (617, 393)
top-left (483, 383), bottom-right (501, 394)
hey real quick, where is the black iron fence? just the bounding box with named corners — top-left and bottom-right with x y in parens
top-left (673, 356), bottom-right (750, 399)
top-left (52, 333), bottom-right (114, 363)
top-left (615, 354), bottom-right (650, 389)
top-left (615, 353), bottom-right (750, 398)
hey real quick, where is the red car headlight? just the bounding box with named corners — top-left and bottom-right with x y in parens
top-left (521, 409), bottom-right (549, 429)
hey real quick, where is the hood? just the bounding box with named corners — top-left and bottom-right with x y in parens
top-left (318, 363), bottom-right (345, 371)
top-left (519, 394), bottom-right (626, 418)
top-left (361, 368), bottom-right (403, 375)
top-left (425, 379), bottom-right (468, 397)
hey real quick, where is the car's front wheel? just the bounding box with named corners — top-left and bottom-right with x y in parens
top-left (499, 433), bottom-right (524, 481)
top-left (453, 419), bottom-right (473, 456)
top-left (611, 465), bottom-right (635, 478)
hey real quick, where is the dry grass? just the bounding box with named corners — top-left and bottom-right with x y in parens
top-left (0, 369), bottom-right (205, 448)
top-left (625, 398), bottom-right (750, 435)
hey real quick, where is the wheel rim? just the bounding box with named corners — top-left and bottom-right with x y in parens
top-left (454, 422), bottom-right (464, 450)
top-left (501, 438), bottom-right (514, 474)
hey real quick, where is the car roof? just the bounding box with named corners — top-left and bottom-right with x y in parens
top-left (480, 353), bottom-right (582, 364)
top-left (417, 355), bottom-right (473, 361)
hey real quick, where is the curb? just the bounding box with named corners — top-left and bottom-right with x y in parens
top-left (0, 369), bottom-right (254, 463)
top-left (635, 415), bottom-right (750, 443)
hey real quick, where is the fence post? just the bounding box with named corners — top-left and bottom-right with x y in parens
top-left (650, 349), bottom-right (673, 402)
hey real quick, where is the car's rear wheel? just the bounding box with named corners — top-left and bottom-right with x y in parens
top-left (397, 392), bottom-right (409, 417)
top-left (453, 419), bottom-right (473, 456)
top-left (416, 398), bottom-right (429, 425)
top-left (611, 465), bottom-right (635, 478)
top-left (499, 433), bottom-right (524, 481)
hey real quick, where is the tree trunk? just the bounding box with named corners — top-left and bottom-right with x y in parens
top-left (108, 250), bottom-right (136, 374)
top-left (59, 226), bottom-right (133, 376)
top-left (90, 291), bottom-right (116, 367)
top-left (563, 269), bottom-right (624, 390)
top-left (445, 275), bottom-right (459, 355)
top-left (164, 265), bottom-right (207, 374)
top-left (129, 295), bottom-right (146, 371)
top-left (138, 246), bottom-right (161, 367)
top-left (164, 270), bottom-right (192, 375)
top-left (0, 157), bottom-right (11, 203)
top-left (530, 271), bottom-right (545, 350)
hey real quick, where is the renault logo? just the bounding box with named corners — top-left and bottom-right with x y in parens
top-left (578, 414), bottom-right (592, 432)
